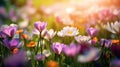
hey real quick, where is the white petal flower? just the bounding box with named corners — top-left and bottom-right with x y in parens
top-left (105, 21), bottom-right (120, 34)
top-left (43, 50), bottom-right (51, 57)
top-left (32, 28), bottom-right (40, 35)
top-left (44, 29), bottom-right (56, 40)
top-left (57, 26), bottom-right (79, 37)
top-left (78, 48), bottom-right (100, 63)
top-left (75, 35), bottom-right (91, 43)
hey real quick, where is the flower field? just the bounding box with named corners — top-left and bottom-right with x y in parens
top-left (0, 0), bottom-right (120, 67)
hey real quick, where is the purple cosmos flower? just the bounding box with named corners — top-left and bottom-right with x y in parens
top-left (111, 45), bottom-right (120, 58)
top-left (86, 27), bottom-right (98, 37)
top-left (63, 43), bottom-right (80, 57)
top-left (35, 54), bottom-right (45, 61)
top-left (4, 51), bottom-right (26, 67)
top-left (100, 39), bottom-right (112, 48)
top-left (1, 25), bottom-right (17, 37)
top-left (3, 38), bottom-right (20, 49)
top-left (34, 21), bottom-right (47, 32)
top-left (51, 42), bottom-right (65, 54)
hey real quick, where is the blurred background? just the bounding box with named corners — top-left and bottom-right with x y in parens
top-left (0, 0), bottom-right (120, 31)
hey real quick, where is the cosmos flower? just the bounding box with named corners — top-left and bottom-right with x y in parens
top-left (34, 21), bottom-right (47, 32)
top-left (75, 35), bottom-right (91, 44)
top-left (0, 24), bottom-right (17, 37)
top-left (51, 42), bottom-right (65, 54)
top-left (105, 21), bottom-right (120, 34)
top-left (57, 26), bottom-right (79, 37)
top-left (35, 54), bottom-right (45, 61)
top-left (78, 48), bottom-right (100, 63)
top-left (86, 27), bottom-right (98, 37)
top-left (63, 43), bottom-right (80, 57)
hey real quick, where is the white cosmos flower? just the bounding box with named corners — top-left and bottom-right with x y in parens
top-left (75, 35), bottom-right (91, 43)
top-left (57, 26), bottom-right (79, 37)
top-left (105, 21), bottom-right (120, 34)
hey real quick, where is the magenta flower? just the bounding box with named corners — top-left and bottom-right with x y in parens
top-left (86, 27), bottom-right (98, 37)
top-left (51, 42), bottom-right (64, 54)
top-left (1, 25), bottom-right (17, 37)
top-left (35, 54), bottom-right (45, 61)
top-left (34, 21), bottom-right (47, 32)
top-left (3, 38), bottom-right (20, 49)
top-left (63, 43), bottom-right (81, 57)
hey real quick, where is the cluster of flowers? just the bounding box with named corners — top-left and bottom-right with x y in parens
top-left (1, 20), bottom-right (120, 67)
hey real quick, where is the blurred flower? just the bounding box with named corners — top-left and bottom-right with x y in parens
top-left (46, 60), bottom-right (59, 67)
top-left (4, 51), bottom-right (26, 67)
top-left (78, 48), bottom-right (100, 63)
top-left (57, 31), bottom-right (65, 37)
top-left (92, 37), bottom-right (98, 43)
top-left (0, 31), bottom-right (7, 38)
top-left (34, 21), bottom-right (47, 32)
top-left (27, 41), bottom-right (36, 48)
top-left (44, 29), bottom-right (56, 40)
top-left (3, 38), bottom-right (20, 50)
top-left (98, 9), bottom-right (115, 21)
top-left (43, 50), bottom-right (51, 57)
top-left (1, 24), bottom-right (17, 37)
top-left (16, 29), bottom-right (23, 34)
top-left (111, 45), bottom-right (120, 58)
top-left (86, 27), bottom-right (98, 37)
top-left (63, 43), bottom-right (80, 57)
top-left (21, 34), bottom-right (28, 39)
top-left (8, 8), bottom-right (17, 22)
top-left (0, 7), bottom-right (6, 15)
top-left (110, 58), bottom-right (120, 67)
top-left (100, 39), bottom-right (112, 48)
top-left (12, 48), bottom-right (19, 54)
top-left (35, 54), bottom-right (45, 61)
top-left (112, 39), bottom-right (119, 45)
top-left (18, 20), bottom-right (29, 29)
top-left (51, 42), bottom-right (64, 54)
top-left (57, 26), bottom-right (79, 37)
top-left (75, 35), bottom-right (90, 44)
top-left (32, 28), bottom-right (40, 35)
top-left (105, 21), bottom-right (120, 34)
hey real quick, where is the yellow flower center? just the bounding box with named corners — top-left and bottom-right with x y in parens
top-left (67, 31), bottom-right (73, 35)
